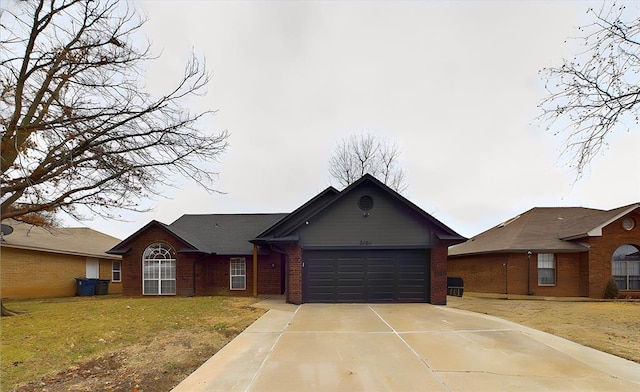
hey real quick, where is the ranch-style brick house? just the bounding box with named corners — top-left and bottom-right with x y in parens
top-left (1, 220), bottom-right (122, 299)
top-left (108, 174), bottom-right (466, 304)
top-left (448, 203), bottom-right (640, 299)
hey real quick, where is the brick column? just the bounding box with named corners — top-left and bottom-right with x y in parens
top-left (431, 237), bottom-right (450, 305)
top-left (285, 245), bottom-right (302, 304)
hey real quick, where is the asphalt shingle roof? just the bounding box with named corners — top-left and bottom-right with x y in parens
top-left (449, 204), bottom-right (639, 256)
top-left (1, 219), bottom-right (121, 259)
top-left (168, 214), bottom-right (288, 254)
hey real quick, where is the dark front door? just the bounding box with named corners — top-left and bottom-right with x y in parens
top-left (303, 249), bottom-right (430, 303)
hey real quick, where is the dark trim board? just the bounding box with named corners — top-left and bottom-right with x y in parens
top-left (302, 249), bottom-right (430, 303)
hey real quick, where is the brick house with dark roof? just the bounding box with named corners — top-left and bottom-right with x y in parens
top-left (448, 203), bottom-right (640, 298)
top-left (108, 174), bottom-right (466, 304)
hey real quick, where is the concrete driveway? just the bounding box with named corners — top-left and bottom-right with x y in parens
top-left (173, 299), bottom-right (640, 391)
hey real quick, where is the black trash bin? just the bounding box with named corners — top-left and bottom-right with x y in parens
top-left (95, 279), bottom-right (110, 295)
top-left (76, 278), bottom-right (96, 296)
top-left (447, 277), bottom-right (464, 297)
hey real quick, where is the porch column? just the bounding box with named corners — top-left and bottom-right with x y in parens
top-left (253, 243), bottom-right (258, 296)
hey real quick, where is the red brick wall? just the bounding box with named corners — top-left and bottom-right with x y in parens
top-left (285, 245), bottom-right (302, 304)
top-left (121, 225), bottom-right (283, 297)
top-left (121, 225), bottom-right (191, 296)
top-left (258, 252), bottom-right (284, 295)
top-left (448, 254), bottom-right (510, 294)
top-left (585, 211), bottom-right (640, 298)
top-left (448, 252), bottom-right (584, 296)
top-left (430, 239), bottom-right (449, 305)
top-left (578, 252), bottom-right (590, 296)
top-left (534, 253), bottom-right (582, 297)
top-left (194, 253), bottom-right (283, 297)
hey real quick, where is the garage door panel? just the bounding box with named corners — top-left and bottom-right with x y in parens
top-left (303, 250), bottom-right (430, 303)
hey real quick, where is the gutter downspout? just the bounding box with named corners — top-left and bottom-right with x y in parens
top-left (253, 244), bottom-right (258, 297)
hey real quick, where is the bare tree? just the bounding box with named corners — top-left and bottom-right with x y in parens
top-left (329, 133), bottom-right (407, 192)
top-left (0, 0), bottom-right (229, 227)
top-left (538, 2), bottom-right (640, 177)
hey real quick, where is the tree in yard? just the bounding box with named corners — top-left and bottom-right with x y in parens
top-left (538, 2), bottom-right (640, 178)
top-left (329, 133), bottom-right (407, 192)
top-left (1, 0), bottom-right (229, 227)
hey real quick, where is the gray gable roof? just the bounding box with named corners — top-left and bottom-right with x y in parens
top-left (169, 214), bottom-right (287, 254)
top-left (449, 203), bottom-right (640, 256)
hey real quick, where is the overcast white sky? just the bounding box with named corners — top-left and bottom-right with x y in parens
top-left (74, 0), bottom-right (640, 240)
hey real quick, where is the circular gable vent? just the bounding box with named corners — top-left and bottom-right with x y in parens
top-left (358, 195), bottom-right (374, 211)
top-left (622, 218), bottom-right (635, 231)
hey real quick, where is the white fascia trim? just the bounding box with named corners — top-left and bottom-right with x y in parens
top-left (585, 205), bottom-right (640, 237)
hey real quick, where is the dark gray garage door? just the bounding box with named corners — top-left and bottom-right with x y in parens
top-left (303, 249), bottom-right (430, 303)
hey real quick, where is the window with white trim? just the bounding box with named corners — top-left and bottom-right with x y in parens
top-left (612, 244), bottom-right (640, 290)
top-left (112, 261), bottom-right (121, 282)
top-left (230, 257), bottom-right (246, 290)
top-left (537, 253), bottom-right (556, 286)
top-left (142, 243), bottom-right (176, 295)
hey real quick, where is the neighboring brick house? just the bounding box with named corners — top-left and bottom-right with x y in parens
top-left (0, 220), bottom-right (122, 299)
top-left (108, 174), bottom-right (466, 304)
top-left (448, 203), bottom-right (640, 299)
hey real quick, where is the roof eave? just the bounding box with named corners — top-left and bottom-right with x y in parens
top-left (3, 242), bottom-right (122, 259)
top-left (449, 246), bottom-right (590, 257)
top-left (250, 235), bottom-right (300, 245)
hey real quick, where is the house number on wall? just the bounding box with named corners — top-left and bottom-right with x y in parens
top-left (360, 241), bottom-right (372, 246)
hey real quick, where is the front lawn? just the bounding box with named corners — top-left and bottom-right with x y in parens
top-left (1, 296), bottom-right (265, 391)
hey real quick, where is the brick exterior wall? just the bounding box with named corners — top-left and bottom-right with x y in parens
top-left (120, 225), bottom-right (284, 297)
top-left (431, 238), bottom-right (450, 305)
top-left (585, 212), bottom-right (640, 298)
top-left (121, 225), bottom-right (191, 296)
top-left (448, 254), bottom-right (509, 294)
top-left (448, 211), bottom-right (640, 298)
top-left (258, 252), bottom-right (285, 295)
top-left (448, 252), bottom-right (585, 297)
top-left (0, 246), bottom-right (122, 299)
top-left (285, 245), bottom-right (302, 304)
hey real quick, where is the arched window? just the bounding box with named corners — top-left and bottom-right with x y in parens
top-left (612, 244), bottom-right (640, 290)
top-left (142, 243), bottom-right (176, 295)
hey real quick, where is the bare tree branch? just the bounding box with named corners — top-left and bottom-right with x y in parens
top-left (328, 133), bottom-right (407, 192)
top-left (0, 0), bottom-right (229, 226)
top-left (537, 2), bottom-right (640, 178)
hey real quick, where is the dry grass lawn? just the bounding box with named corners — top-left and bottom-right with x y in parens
top-left (447, 294), bottom-right (640, 364)
top-left (1, 296), bottom-right (265, 391)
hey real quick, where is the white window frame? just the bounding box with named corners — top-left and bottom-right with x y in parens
top-left (142, 243), bottom-right (176, 295)
top-left (230, 257), bottom-right (247, 290)
top-left (612, 245), bottom-right (640, 290)
top-left (537, 253), bottom-right (556, 286)
top-left (111, 261), bottom-right (121, 282)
